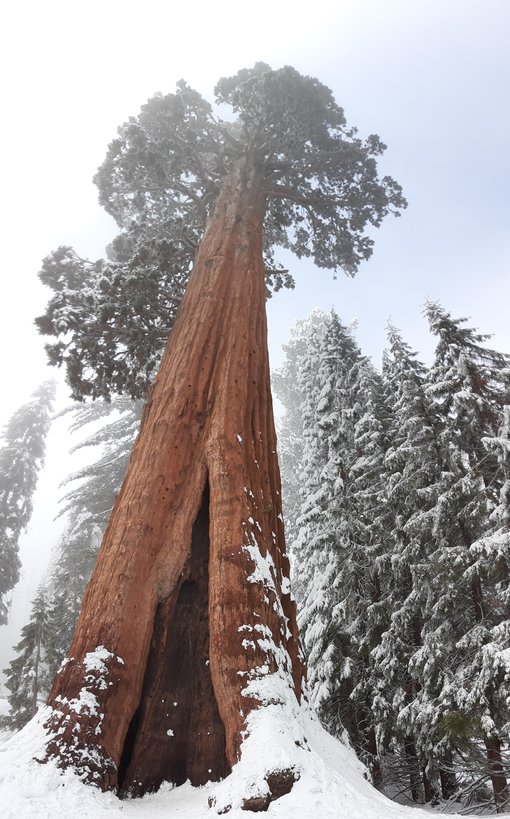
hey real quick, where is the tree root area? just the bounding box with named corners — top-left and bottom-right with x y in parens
top-left (118, 485), bottom-right (230, 797)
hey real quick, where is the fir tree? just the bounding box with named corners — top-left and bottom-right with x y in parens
top-left (346, 357), bottom-right (391, 787)
top-left (0, 381), bottom-right (56, 623)
top-left (272, 310), bottom-right (328, 562)
top-left (277, 306), bottom-right (510, 811)
top-left (44, 514), bottom-right (103, 681)
top-left (414, 304), bottom-right (510, 811)
top-left (279, 311), bottom-right (388, 782)
top-left (57, 396), bottom-right (142, 529)
top-left (45, 397), bottom-right (142, 675)
top-left (373, 326), bottom-right (444, 802)
top-left (1, 587), bottom-right (50, 731)
top-left (292, 312), bottom-right (363, 721)
top-left (1, 397), bottom-right (141, 731)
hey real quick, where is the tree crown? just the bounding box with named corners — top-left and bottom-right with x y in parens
top-left (37, 64), bottom-right (406, 400)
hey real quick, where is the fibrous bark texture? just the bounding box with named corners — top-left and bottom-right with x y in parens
top-left (44, 156), bottom-right (304, 807)
top-left (118, 484), bottom-right (230, 796)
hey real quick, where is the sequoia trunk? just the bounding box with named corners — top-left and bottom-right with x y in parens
top-left (44, 156), bottom-right (303, 808)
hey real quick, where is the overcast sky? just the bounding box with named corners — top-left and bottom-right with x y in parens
top-left (1, 0), bottom-right (509, 422)
top-left (0, 0), bottom-right (509, 666)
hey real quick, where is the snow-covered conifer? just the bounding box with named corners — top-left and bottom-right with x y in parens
top-left (0, 381), bottom-right (56, 623)
top-left (282, 311), bottom-right (388, 781)
top-left (373, 326), bottom-right (444, 800)
top-left (414, 303), bottom-right (510, 810)
top-left (44, 397), bottom-right (142, 673)
top-left (2, 397), bottom-right (141, 731)
top-left (273, 310), bottom-right (331, 556)
top-left (0, 586), bottom-right (50, 731)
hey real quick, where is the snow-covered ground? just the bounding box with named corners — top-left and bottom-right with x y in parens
top-left (0, 703), bottom-right (479, 819)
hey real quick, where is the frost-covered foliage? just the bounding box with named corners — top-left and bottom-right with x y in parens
top-left (57, 396), bottom-right (142, 527)
top-left (410, 303), bottom-right (510, 811)
top-left (275, 311), bottom-right (389, 784)
top-left (2, 397), bottom-right (141, 729)
top-left (43, 515), bottom-right (104, 684)
top-left (277, 306), bottom-right (510, 812)
top-left (36, 64), bottom-right (405, 401)
top-left (45, 397), bottom-right (142, 679)
top-left (0, 587), bottom-right (51, 732)
top-left (0, 381), bottom-right (55, 624)
top-left (272, 310), bottom-right (329, 557)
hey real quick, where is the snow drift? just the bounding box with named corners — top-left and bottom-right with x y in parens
top-left (0, 701), bottom-right (469, 819)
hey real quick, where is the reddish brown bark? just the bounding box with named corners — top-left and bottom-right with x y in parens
top-left (44, 155), bottom-right (303, 806)
top-left (118, 485), bottom-right (230, 796)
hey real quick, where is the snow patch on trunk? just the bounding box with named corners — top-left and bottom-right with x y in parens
top-left (43, 647), bottom-right (125, 785)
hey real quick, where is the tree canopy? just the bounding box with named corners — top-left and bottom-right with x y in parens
top-left (36, 63), bottom-right (406, 401)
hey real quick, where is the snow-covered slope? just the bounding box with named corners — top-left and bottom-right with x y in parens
top-left (0, 704), bottom-right (474, 819)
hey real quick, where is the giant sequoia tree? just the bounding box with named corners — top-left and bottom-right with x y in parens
top-left (38, 65), bottom-right (405, 811)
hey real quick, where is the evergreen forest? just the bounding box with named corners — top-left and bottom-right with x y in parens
top-left (3, 301), bottom-right (510, 813)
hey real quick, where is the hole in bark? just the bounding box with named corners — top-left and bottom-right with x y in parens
top-left (118, 481), bottom-right (230, 798)
top-left (117, 703), bottom-right (140, 788)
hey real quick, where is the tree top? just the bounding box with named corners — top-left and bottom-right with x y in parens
top-left (96, 63), bottom-right (405, 275)
top-left (37, 64), bottom-right (406, 400)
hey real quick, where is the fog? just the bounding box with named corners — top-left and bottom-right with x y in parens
top-left (1, 0), bottom-right (509, 680)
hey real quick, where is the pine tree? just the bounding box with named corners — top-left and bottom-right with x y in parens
top-left (372, 326), bottom-right (444, 802)
top-left (0, 381), bottom-right (56, 623)
top-left (45, 397), bottom-right (142, 676)
top-left (414, 304), bottom-right (510, 811)
top-left (278, 311), bottom-right (388, 783)
top-left (272, 310), bottom-right (329, 565)
top-left (1, 397), bottom-right (141, 731)
top-left (45, 515), bottom-right (103, 682)
top-left (292, 312), bottom-right (362, 719)
top-left (346, 357), bottom-right (391, 787)
top-left (1, 587), bottom-right (50, 731)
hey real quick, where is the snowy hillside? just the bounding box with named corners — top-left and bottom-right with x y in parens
top-left (0, 705), bottom-right (471, 819)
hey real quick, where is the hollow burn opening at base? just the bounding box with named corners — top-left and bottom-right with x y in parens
top-left (118, 481), bottom-right (230, 798)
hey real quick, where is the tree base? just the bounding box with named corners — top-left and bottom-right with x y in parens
top-left (118, 484), bottom-right (230, 796)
